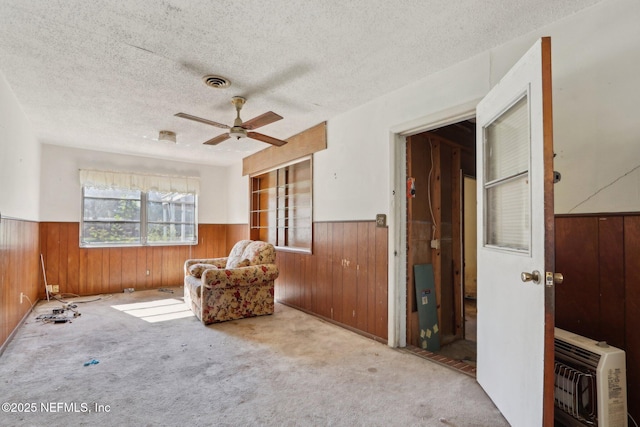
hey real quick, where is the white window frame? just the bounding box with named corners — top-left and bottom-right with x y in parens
top-left (79, 170), bottom-right (199, 248)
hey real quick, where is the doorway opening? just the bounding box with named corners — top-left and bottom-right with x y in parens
top-left (405, 119), bottom-right (477, 370)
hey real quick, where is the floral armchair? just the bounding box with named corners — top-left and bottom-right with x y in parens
top-left (183, 240), bottom-right (279, 325)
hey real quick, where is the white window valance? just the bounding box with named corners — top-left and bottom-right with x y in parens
top-left (79, 169), bottom-right (200, 194)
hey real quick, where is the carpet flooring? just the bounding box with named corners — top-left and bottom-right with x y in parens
top-left (0, 287), bottom-right (508, 426)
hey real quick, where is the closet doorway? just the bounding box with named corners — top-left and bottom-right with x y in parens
top-left (405, 119), bottom-right (477, 366)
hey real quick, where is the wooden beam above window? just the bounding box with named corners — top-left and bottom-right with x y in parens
top-left (242, 122), bottom-right (326, 176)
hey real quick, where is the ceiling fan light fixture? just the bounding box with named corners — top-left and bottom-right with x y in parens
top-left (229, 126), bottom-right (246, 139)
top-left (158, 130), bottom-right (177, 143)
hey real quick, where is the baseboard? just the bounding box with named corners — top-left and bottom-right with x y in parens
top-left (276, 300), bottom-right (388, 345)
top-left (0, 300), bottom-right (38, 357)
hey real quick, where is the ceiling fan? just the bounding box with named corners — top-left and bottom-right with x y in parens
top-left (175, 96), bottom-right (287, 146)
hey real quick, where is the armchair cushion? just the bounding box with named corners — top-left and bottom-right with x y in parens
top-left (240, 240), bottom-right (277, 265)
top-left (188, 263), bottom-right (217, 278)
top-left (225, 240), bottom-right (253, 269)
top-left (230, 259), bottom-right (251, 268)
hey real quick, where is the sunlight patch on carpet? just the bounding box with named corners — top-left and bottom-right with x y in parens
top-left (111, 298), bottom-right (194, 323)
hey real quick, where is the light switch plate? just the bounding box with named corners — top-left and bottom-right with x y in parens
top-left (376, 214), bottom-right (387, 227)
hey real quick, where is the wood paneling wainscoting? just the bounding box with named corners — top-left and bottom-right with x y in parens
top-left (226, 224), bottom-right (250, 253)
top-left (39, 223), bottom-right (248, 298)
top-left (1, 218), bottom-right (40, 352)
top-left (555, 213), bottom-right (640, 421)
top-left (275, 221), bottom-right (388, 342)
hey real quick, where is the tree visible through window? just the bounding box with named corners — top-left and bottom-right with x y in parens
top-left (147, 191), bottom-right (196, 244)
top-left (81, 186), bottom-right (197, 247)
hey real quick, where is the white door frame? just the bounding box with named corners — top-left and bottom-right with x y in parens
top-left (387, 99), bottom-right (480, 348)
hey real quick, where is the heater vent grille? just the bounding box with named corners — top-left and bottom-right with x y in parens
top-left (555, 338), bottom-right (600, 370)
top-left (554, 360), bottom-right (597, 425)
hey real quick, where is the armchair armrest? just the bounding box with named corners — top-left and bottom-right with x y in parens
top-left (202, 264), bottom-right (279, 289)
top-left (184, 257), bottom-right (228, 274)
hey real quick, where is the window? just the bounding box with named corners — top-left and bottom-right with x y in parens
top-left (82, 187), bottom-right (142, 245)
top-left (483, 95), bottom-right (530, 252)
top-left (80, 170), bottom-right (199, 247)
top-left (146, 191), bottom-right (196, 244)
top-left (250, 157), bottom-right (312, 252)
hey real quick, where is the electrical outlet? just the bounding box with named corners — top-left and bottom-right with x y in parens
top-left (20, 292), bottom-right (24, 304)
top-left (51, 285), bottom-right (59, 293)
top-left (46, 284), bottom-right (52, 293)
top-left (146, 270), bottom-right (150, 276)
top-left (430, 239), bottom-right (440, 250)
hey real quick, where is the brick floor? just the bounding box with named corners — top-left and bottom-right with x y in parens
top-left (403, 345), bottom-right (477, 378)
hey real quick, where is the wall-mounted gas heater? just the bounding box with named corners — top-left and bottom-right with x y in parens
top-left (554, 328), bottom-right (628, 427)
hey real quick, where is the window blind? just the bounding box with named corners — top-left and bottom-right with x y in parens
top-left (79, 169), bottom-right (200, 194)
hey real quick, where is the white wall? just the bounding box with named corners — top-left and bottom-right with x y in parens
top-left (313, 0), bottom-right (640, 220)
top-left (314, 54), bottom-right (489, 221)
top-left (225, 162), bottom-right (249, 224)
top-left (40, 144), bottom-right (229, 223)
top-left (0, 71), bottom-right (41, 221)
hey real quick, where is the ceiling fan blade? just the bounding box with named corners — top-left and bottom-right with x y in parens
top-left (247, 132), bottom-right (288, 147)
top-left (203, 133), bottom-right (231, 145)
top-left (175, 113), bottom-right (230, 129)
top-left (242, 111), bottom-right (283, 130)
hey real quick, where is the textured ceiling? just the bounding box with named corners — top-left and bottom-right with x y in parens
top-left (0, 0), bottom-right (602, 166)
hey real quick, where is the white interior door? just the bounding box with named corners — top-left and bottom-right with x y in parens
top-left (476, 37), bottom-right (556, 427)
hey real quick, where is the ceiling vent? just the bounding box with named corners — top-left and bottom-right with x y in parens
top-left (202, 75), bottom-right (231, 89)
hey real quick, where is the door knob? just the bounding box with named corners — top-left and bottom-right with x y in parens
top-left (521, 270), bottom-right (541, 284)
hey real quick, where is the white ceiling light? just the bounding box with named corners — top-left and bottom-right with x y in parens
top-left (158, 130), bottom-right (176, 143)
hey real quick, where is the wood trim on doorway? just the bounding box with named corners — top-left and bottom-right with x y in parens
top-left (541, 36), bottom-right (556, 427)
